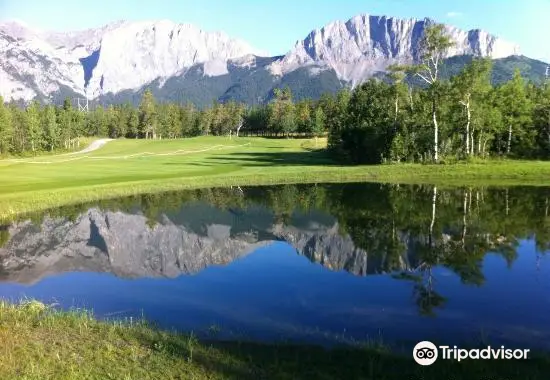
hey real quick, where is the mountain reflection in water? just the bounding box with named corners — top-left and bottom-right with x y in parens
top-left (0, 183), bottom-right (549, 349)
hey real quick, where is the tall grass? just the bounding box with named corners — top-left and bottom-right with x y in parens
top-left (0, 300), bottom-right (549, 380)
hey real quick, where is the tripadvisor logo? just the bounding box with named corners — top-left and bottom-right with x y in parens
top-left (412, 341), bottom-right (530, 366)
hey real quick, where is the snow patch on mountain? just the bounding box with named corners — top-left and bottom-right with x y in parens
top-left (230, 54), bottom-right (258, 69)
top-left (203, 58), bottom-right (229, 76)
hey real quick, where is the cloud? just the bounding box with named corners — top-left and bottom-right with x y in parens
top-left (446, 11), bottom-right (463, 18)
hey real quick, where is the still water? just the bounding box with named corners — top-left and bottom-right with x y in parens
top-left (1, 183), bottom-right (549, 350)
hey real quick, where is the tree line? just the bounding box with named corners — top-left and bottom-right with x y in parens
top-left (0, 91), bottom-right (244, 155)
top-left (0, 24), bottom-right (549, 161)
top-left (328, 25), bottom-right (550, 163)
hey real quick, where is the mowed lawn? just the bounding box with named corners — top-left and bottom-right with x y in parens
top-left (2, 136), bottom-right (550, 219)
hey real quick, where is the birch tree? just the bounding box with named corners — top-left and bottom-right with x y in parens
top-left (312, 106), bottom-right (325, 146)
top-left (26, 100), bottom-right (41, 153)
top-left (43, 105), bottom-right (59, 151)
top-left (139, 89), bottom-right (157, 139)
top-left (387, 64), bottom-right (408, 125)
top-left (0, 96), bottom-right (13, 155)
top-left (497, 69), bottom-right (532, 155)
top-left (407, 24), bottom-right (454, 162)
top-left (451, 58), bottom-right (492, 156)
top-left (533, 84), bottom-right (550, 157)
top-left (127, 106), bottom-right (140, 138)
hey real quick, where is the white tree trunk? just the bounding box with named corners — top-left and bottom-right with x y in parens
top-left (482, 139), bottom-right (489, 156)
top-left (236, 120), bottom-right (243, 137)
top-left (468, 188), bottom-right (472, 214)
top-left (462, 189), bottom-right (467, 247)
top-left (478, 130), bottom-right (482, 155)
top-left (507, 124), bottom-right (512, 154)
top-left (433, 99), bottom-right (439, 162)
top-left (463, 98), bottom-right (470, 156)
top-left (505, 188), bottom-right (510, 216)
top-left (470, 128), bottom-right (475, 156)
top-left (394, 95), bottom-right (399, 124)
top-left (430, 186), bottom-right (437, 237)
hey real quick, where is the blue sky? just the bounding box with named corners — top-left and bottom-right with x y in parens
top-left (1, 0), bottom-right (549, 61)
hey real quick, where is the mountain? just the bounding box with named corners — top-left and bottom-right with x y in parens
top-left (268, 15), bottom-right (520, 86)
top-left (0, 15), bottom-right (547, 106)
top-left (0, 203), bottom-right (414, 284)
top-left (0, 19), bottom-right (265, 102)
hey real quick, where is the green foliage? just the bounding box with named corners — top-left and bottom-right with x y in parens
top-left (268, 87), bottom-right (296, 136)
top-left (312, 106), bottom-right (325, 137)
top-left (0, 51), bottom-right (549, 164)
top-left (340, 80), bottom-right (394, 163)
top-left (0, 96), bottom-right (13, 155)
top-left (139, 89), bottom-right (157, 139)
top-left (331, 56), bottom-right (549, 163)
top-left (496, 69), bottom-right (534, 156)
top-left (42, 105), bottom-right (59, 151)
top-left (533, 85), bottom-right (550, 156)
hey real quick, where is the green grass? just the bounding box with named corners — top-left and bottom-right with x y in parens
top-left (1, 136), bottom-right (550, 220)
top-left (1, 300), bottom-right (548, 380)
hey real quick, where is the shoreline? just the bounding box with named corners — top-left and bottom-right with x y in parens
top-left (0, 300), bottom-right (548, 380)
top-left (2, 162), bottom-right (550, 220)
top-left (2, 137), bottom-right (550, 220)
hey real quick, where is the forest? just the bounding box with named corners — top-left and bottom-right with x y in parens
top-left (0, 24), bottom-right (548, 163)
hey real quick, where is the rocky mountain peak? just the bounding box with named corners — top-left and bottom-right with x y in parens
top-left (269, 14), bottom-right (521, 85)
top-left (0, 13), bottom-right (526, 103)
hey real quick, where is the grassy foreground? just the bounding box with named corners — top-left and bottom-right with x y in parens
top-left (1, 300), bottom-right (549, 380)
top-left (1, 136), bottom-right (550, 219)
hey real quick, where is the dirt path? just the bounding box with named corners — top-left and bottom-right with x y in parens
top-left (70, 139), bottom-right (114, 154)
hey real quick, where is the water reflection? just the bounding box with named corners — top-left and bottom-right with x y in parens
top-left (0, 183), bottom-right (549, 348)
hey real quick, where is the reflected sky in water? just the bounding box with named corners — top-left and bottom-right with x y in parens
top-left (0, 183), bottom-right (549, 350)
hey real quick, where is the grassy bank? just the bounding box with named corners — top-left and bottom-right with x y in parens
top-left (1, 136), bottom-right (550, 219)
top-left (0, 300), bottom-right (548, 380)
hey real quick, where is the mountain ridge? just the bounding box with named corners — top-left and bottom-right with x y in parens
top-left (0, 14), bottom-right (546, 106)
top-left (0, 205), bottom-right (385, 284)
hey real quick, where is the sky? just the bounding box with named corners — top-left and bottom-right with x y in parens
top-left (1, 0), bottom-right (549, 61)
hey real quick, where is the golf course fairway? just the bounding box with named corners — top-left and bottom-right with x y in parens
top-left (2, 136), bottom-right (550, 220)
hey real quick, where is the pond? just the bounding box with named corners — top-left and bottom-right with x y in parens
top-left (1, 183), bottom-right (549, 351)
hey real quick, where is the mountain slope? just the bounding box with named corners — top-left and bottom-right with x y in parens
top-left (0, 204), bottom-right (388, 284)
top-left (98, 55), bottom-right (547, 106)
top-left (268, 15), bottom-right (520, 86)
top-left (0, 14), bottom-right (546, 106)
top-left (0, 20), bottom-right (266, 102)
